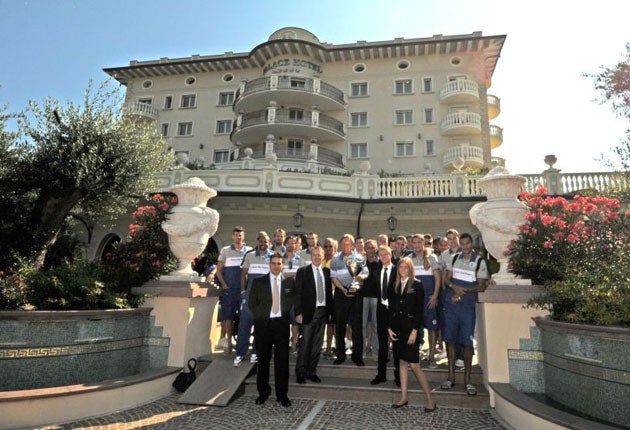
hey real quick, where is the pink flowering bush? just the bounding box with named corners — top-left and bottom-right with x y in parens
top-left (508, 186), bottom-right (630, 325)
top-left (99, 193), bottom-right (178, 305)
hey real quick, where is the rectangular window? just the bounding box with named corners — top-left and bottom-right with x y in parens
top-left (394, 79), bottom-right (413, 94)
top-left (350, 82), bottom-right (368, 97)
top-left (350, 112), bottom-right (368, 127)
top-left (138, 97), bottom-right (152, 105)
top-left (423, 78), bottom-right (433, 93)
top-left (164, 96), bottom-right (173, 109)
top-left (289, 108), bottom-right (304, 121)
top-left (213, 150), bottom-right (230, 163)
top-left (215, 120), bottom-right (232, 134)
top-left (395, 110), bottom-right (413, 125)
top-left (218, 91), bottom-right (235, 106)
top-left (160, 123), bottom-right (169, 137)
top-left (290, 78), bottom-right (306, 88)
top-left (180, 94), bottom-right (196, 108)
top-left (177, 122), bottom-right (193, 136)
top-left (395, 141), bottom-right (414, 157)
top-left (425, 140), bottom-right (435, 156)
top-left (287, 139), bottom-right (304, 156)
top-left (424, 108), bottom-right (434, 123)
top-left (350, 143), bottom-right (368, 159)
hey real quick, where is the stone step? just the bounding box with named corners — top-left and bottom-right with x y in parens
top-left (311, 356), bottom-right (484, 384)
top-left (243, 375), bottom-right (489, 408)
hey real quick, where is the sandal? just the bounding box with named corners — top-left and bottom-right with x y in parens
top-left (440, 379), bottom-right (454, 390)
top-left (466, 383), bottom-right (477, 396)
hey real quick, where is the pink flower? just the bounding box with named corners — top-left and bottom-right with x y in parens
top-left (566, 234), bottom-right (579, 244)
top-left (543, 240), bottom-right (553, 249)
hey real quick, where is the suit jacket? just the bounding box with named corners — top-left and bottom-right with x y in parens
top-left (249, 273), bottom-right (295, 322)
top-left (294, 264), bottom-right (334, 324)
top-left (370, 261), bottom-right (397, 304)
top-left (388, 278), bottom-right (424, 336)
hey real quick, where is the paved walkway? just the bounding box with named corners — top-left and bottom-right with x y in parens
top-left (42, 393), bottom-right (510, 430)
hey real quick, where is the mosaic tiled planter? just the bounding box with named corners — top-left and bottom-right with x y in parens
top-left (534, 317), bottom-right (629, 427)
top-left (0, 308), bottom-right (169, 391)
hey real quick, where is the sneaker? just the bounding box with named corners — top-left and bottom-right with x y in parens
top-left (435, 351), bottom-right (447, 360)
top-left (455, 359), bottom-right (464, 368)
top-left (250, 354), bottom-right (258, 364)
top-left (429, 361), bottom-right (438, 369)
top-left (233, 355), bottom-right (244, 367)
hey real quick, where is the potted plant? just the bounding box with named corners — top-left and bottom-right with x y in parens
top-left (506, 186), bottom-right (629, 427)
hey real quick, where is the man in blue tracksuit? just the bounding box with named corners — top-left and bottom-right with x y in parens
top-left (440, 232), bottom-right (488, 397)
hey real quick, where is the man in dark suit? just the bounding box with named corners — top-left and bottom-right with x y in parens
top-left (370, 245), bottom-right (398, 385)
top-left (294, 246), bottom-right (334, 383)
top-left (248, 252), bottom-right (294, 407)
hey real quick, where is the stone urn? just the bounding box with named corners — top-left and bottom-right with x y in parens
top-left (161, 177), bottom-right (219, 281)
top-left (469, 166), bottom-right (530, 285)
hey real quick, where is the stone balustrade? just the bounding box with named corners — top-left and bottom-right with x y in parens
top-left (156, 169), bottom-right (625, 199)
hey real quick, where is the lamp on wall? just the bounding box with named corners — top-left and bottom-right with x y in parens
top-left (379, 135), bottom-right (384, 141)
top-left (386, 207), bottom-right (397, 232)
top-left (293, 204), bottom-right (304, 229)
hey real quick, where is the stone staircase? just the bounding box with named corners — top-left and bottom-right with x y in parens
top-left (231, 353), bottom-right (489, 408)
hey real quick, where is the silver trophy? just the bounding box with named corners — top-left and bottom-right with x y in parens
top-left (344, 254), bottom-right (365, 295)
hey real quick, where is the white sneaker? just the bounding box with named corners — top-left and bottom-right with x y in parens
top-left (217, 338), bottom-right (228, 350)
top-left (429, 361), bottom-right (438, 369)
top-left (455, 359), bottom-right (465, 368)
top-left (233, 355), bottom-right (244, 367)
top-left (250, 354), bottom-right (258, 364)
top-left (436, 351), bottom-right (447, 360)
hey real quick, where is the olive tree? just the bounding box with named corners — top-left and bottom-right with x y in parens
top-left (587, 43), bottom-right (630, 178)
top-left (0, 81), bottom-right (174, 269)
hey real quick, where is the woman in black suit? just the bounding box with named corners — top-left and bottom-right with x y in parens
top-left (387, 257), bottom-right (437, 412)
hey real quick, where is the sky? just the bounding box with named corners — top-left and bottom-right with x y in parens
top-left (1, 0), bottom-right (628, 174)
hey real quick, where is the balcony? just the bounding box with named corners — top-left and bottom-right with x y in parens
top-left (442, 145), bottom-right (484, 170)
top-left (487, 94), bottom-right (501, 119)
top-left (155, 168), bottom-right (627, 200)
top-left (490, 124), bottom-right (503, 149)
top-left (124, 101), bottom-right (159, 120)
top-left (215, 142), bottom-right (346, 173)
top-left (439, 79), bottom-right (479, 104)
top-left (234, 76), bottom-right (346, 112)
top-left (440, 112), bottom-right (482, 135)
top-left (231, 108), bottom-right (345, 145)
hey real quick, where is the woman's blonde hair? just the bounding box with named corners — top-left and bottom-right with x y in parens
top-left (395, 257), bottom-right (415, 294)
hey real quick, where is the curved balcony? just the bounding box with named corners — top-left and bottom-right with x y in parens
top-left (439, 79), bottom-right (479, 104)
top-left (234, 76), bottom-right (346, 112)
top-left (231, 108), bottom-right (345, 145)
top-left (124, 101), bottom-right (158, 120)
top-left (487, 94), bottom-right (501, 119)
top-left (440, 112), bottom-right (482, 135)
top-left (490, 124), bottom-right (503, 149)
top-left (442, 145), bottom-right (484, 170)
top-left (229, 142), bottom-right (346, 170)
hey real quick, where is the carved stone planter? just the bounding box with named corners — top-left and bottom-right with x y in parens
top-left (161, 177), bottom-right (219, 280)
top-left (469, 166), bottom-right (530, 285)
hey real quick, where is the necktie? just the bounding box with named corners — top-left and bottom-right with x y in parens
top-left (272, 276), bottom-right (280, 314)
top-left (315, 268), bottom-right (324, 303)
top-left (381, 268), bottom-right (388, 301)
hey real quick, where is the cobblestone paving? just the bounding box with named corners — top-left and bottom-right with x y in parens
top-left (42, 393), bottom-right (509, 430)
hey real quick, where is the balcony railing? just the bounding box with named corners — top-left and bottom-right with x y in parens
top-left (489, 124), bottom-right (503, 149)
top-left (439, 79), bottom-right (479, 103)
top-left (156, 169), bottom-right (627, 200)
top-left (487, 94), bottom-right (501, 120)
top-left (231, 108), bottom-right (345, 143)
top-left (442, 145), bottom-right (484, 169)
top-left (234, 76), bottom-right (345, 111)
top-left (440, 112), bottom-right (481, 135)
top-left (234, 142), bottom-right (345, 169)
top-left (124, 101), bottom-right (159, 120)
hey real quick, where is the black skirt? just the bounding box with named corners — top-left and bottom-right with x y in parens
top-left (392, 334), bottom-right (421, 363)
